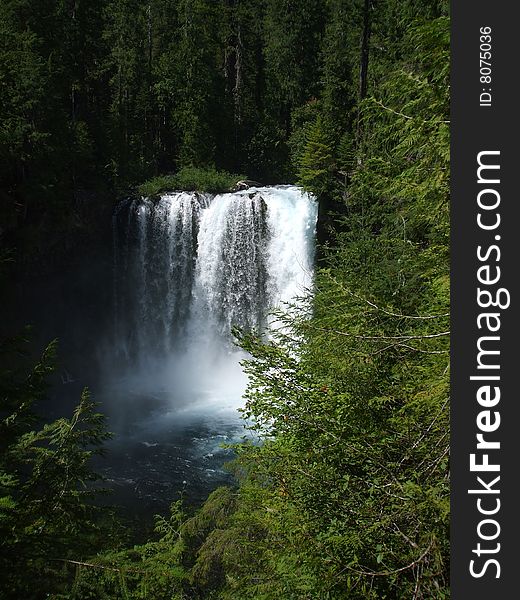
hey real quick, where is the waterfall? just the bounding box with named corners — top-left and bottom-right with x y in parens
top-left (105, 185), bottom-right (316, 505)
top-left (112, 185), bottom-right (317, 408)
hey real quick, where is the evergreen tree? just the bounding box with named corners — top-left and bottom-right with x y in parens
top-left (171, 0), bottom-right (220, 168)
top-left (0, 338), bottom-right (111, 599)
top-left (297, 115), bottom-right (335, 196)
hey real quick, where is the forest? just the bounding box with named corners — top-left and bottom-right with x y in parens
top-left (1, 0), bottom-right (450, 598)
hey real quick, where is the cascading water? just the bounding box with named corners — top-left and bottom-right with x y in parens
top-left (113, 185), bottom-right (316, 370)
top-left (113, 192), bottom-right (208, 361)
top-left (107, 186), bottom-right (317, 511)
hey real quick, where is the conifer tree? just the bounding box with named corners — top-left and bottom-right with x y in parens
top-left (0, 339), bottom-right (111, 599)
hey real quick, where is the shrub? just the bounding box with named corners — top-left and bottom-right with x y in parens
top-left (138, 167), bottom-right (246, 197)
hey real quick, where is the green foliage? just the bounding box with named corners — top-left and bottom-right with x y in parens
top-left (246, 117), bottom-right (292, 183)
top-left (0, 337), bottom-right (112, 599)
top-left (296, 116), bottom-right (336, 196)
top-left (138, 167), bottom-right (245, 197)
top-left (65, 497), bottom-right (190, 599)
top-left (320, 0), bottom-right (357, 130)
top-left (263, 0), bottom-right (325, 112)
top-left (138, 175), bottom-right (178, 198)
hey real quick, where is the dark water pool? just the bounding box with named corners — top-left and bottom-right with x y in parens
top-left (89, 381), bottom-right (250, 533)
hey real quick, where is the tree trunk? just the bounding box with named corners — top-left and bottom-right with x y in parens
top-left (356, 0), bottom-right (373, 151)
top-left (359, 0), bottom-right (372, 101)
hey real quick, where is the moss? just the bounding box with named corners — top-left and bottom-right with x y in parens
top-left (138, 167), bottom-right (246, 197)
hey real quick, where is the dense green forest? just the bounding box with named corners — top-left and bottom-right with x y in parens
top-left (1, 0), bottom-right (450, 598)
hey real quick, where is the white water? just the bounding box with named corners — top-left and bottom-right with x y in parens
top-left (112, 185), bottom-right (317, 418)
